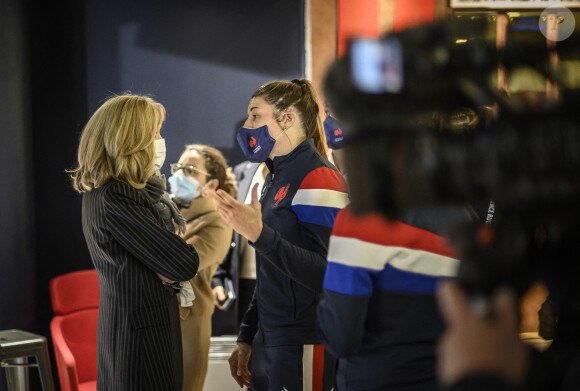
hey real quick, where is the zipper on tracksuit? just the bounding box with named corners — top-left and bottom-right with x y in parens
top-left (265, 159), bottom-right (275, 194)
top-left (268, 173), bottom-right (275, 189)
top-left (261, 172), bottom-right (274, 200)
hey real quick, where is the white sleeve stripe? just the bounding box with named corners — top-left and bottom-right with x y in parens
top-left (291, 188), bottom-right (350, 208)
top-left (327, 235), bottom-right (459, 277)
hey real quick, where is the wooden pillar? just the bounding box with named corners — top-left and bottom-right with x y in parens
top-left (310, 0), bottom-right (339, 116)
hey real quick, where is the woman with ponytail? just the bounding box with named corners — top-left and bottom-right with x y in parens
top-left (206, 79), bottom-right (349, 390)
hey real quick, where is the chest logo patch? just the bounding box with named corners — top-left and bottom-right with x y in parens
top-left (274, 183), bottom-right (290, 206)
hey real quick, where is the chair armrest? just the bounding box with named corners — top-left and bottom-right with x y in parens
top-left (51, 317), bottom-right (80, 391)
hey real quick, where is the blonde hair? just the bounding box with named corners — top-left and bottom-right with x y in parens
top-left (69, 93), bottom-right (166, 193)
top-left (252, 79), bottom-right (328, 158)
top-left (183, 144), bottom-right (238, 197)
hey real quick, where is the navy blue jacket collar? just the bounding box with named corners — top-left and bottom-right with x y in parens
top-left (265, 138), bottom-right (315, 174)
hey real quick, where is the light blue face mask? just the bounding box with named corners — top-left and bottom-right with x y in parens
top-left (168, 171), bottom-right (202, 202)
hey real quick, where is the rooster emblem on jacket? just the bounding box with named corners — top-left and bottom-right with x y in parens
top-left (274, 184), bottom-right (290, 206)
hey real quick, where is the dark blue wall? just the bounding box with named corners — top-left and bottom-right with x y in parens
top-left (0, 0), bottom-right (304, 389)
top-left (0, 0), bottom-right (36, 331)
top-left (85, 0), bottom-right (305, 173)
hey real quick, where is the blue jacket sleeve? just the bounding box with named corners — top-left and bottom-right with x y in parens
top-left (251, 221), bottom-right (332, 293)
top-left (237, 284), bottom-right (259, 345)
top-left (317, 289), bottom-right (371, 358)
top-left (317, 259), bottom-right (375, 357)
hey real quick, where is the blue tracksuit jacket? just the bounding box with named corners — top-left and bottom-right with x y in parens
top-left (237, 138), bottom-right (349, 347)
top-left (317, 206), bottom-right (477, 391)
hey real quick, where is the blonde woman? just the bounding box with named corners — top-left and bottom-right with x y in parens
top-left (70, 93), bottom-right (199, 391)
top-left (167, 144), bottom-right (237, 391)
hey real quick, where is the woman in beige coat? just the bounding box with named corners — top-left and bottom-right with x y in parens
top-left (168, 144), bottom-right (237, 391)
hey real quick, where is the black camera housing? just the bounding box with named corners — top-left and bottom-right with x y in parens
top-left (324, 19), bottom-right (580, 299)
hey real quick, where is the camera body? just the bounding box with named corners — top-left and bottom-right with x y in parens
top-left (324, 19), bottom-right (580, 298)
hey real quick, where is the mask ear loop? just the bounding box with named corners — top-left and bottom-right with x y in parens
top-left (271, 111), bottom-right (294, 154)
top-left (277, 108), bottom-right (302, 151)
top-left (199, 177), bottom-right (219, 197)
top-left (196, 154), bottom-right (212, 196)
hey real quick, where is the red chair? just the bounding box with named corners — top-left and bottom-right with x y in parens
top-left (49, 270), bottom-right (99, 391)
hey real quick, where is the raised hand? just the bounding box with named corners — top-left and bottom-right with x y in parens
top-left (205, 183), bottom-right (263, 242)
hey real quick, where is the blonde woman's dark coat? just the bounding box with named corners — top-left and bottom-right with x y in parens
top-left (82, 179), bottom-right (199, 391)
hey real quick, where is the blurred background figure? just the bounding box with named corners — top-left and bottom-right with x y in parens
top-left (317, 207), bottom-right (474, 391)
top-left (211, 161), bottom-right (268, 336)
top-left (322, 111), bottom-right (346, 176)
top-left (70, 93), bottom-right (199, 391)
top-left (322, 13), bottom-right (580, 391)
top-left (168, 144), bottom-right (237, 391)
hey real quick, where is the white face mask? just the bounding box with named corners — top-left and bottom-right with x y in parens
top-left (154, 138), bottom-right (166, 170)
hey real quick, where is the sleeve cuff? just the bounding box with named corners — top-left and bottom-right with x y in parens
top-left (250, 224), bottom-right (277, 253)
top-left (237, 327), bottom-right (256, 345)
top-left (211, 277), bottom-right (223, 288)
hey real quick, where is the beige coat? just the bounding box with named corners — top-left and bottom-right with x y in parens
top-left (177, 195), bottom-right (233, 391)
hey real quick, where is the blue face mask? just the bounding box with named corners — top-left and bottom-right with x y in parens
top-left (168, 171), bottom-right (202, 202)
top-left (323, 115), bottom-right (345, 150)
top-left (236, 123), bottom-right (278, 163)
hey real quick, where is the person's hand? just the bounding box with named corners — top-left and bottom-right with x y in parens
top-left (156, 273), bottom-right (175, 284)
top-left (205, 183), bottom-right (263, 242)
top-left (437, 281), bottom-right (529, 388)
top-left (213, 285), bottom-right (226, 309)
top-left (538, 299), bottom-right (558, 340)
top-left (228, 342), bottom-right (252, 388)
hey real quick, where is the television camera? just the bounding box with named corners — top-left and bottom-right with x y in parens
top-left (324, 19), bottom-right (580, 302)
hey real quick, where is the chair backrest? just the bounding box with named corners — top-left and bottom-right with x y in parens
top-left (49, 269), bottom-right (99, 390)
top-left (50, 269), bottom-right (99, 315)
